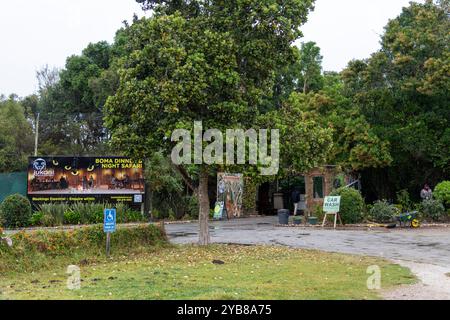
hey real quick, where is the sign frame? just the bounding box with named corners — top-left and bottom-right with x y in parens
top-left (323, 196), bottom-right (341, 213)
top-left (322, 196), bottom-right (343, 229)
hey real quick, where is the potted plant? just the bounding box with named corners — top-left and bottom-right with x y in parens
top-left (309, 206), bottom-right (323, 226)
top-left (308, 216), bottom-right (319, 225)
top-left (293, 216), bottom-right (303, 225)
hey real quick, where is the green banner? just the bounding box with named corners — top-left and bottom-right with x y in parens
top-left (0, 172), bottom-right (27, 202)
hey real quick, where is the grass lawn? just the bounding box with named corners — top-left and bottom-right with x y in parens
top-left (0, 244), bottom-right (415, 300)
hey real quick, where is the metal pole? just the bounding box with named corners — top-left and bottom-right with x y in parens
top-left (34, 113), bottom-right (40, 156)
top-left (106, 232), bottom-right (111, 257)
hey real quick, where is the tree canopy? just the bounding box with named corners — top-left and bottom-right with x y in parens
top-left (342, 0), bottom-right (450, 199)
top-left (105, 0), bottom-right (318, 244)
top-left (0, 96), bottom-right (33, 172)
top-left (0, 0), bottom-right (447, 214)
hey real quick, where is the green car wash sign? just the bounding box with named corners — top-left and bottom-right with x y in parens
top-left (323, 196), bottom-right (341, 213)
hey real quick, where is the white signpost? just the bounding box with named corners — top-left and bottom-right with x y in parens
top-left (322, 196), bottom-right (343, 229)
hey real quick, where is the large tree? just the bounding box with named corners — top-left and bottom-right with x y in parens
top-left (266, 41), bottom-right (324, 110)
top-left (36, 41), bottom-right (118, 155)
top-left (0, 96), bottom-right (34, 172)
top-left (105, 0), bottom-right (316, 245)
top-left (342, 0), bottom-right (450, 199)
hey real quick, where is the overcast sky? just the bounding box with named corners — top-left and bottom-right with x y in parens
top-left (0, 0), bottom-right (423, 97)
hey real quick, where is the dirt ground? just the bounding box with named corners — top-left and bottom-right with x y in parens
top-left (383, 261), bottom-right (450, 300)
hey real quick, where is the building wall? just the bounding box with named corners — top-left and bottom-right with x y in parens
top-left (305, 166), bottom-right (339, 215)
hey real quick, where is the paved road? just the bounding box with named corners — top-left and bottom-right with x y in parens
top-left (166, 216), bottom-right (450, 267)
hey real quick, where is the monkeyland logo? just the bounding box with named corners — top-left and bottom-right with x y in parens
top-left (32, 158), bottom-right (55, 177)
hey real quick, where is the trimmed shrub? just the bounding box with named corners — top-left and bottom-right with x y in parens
top-left (0, 194), bottom-right (32, 228)
top-left (421, 199), bottom-right (446, 222)
top-left (370, 200), bottom-right (398, 223)
top-left (330, 188), bottom-right (364, 224)
top-left (434, 181), bottom-right (450, 208)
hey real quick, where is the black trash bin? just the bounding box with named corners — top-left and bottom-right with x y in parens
top-left (278, 209), bottom-right (290, 225)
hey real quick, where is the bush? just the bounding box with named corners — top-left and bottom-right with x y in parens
top-left (434, 181), bottom-right (450, 208)
top-left (38, 203), bottom-right (69, 226)
top-left (40, 213), bottom-right (56, 227)
top-left (370, 200), bottom-right (398, 223)
top-left (421, 199), bottom-right (446, 222)
top-left (29, 212), bottom-right (44, 226)
top-left (243, 178), bottom-right (259, 215)
top-left (330, 188), bottom-right (364, 224)
top-left (70, 202), bottom-right (104, 224)
top-left (151, 195), bottom-right (199, 221)
top-left (396, 189), bottom-right (413, 212)
top-left (64, 210), bottom-right (81, 225)
top-left (184, 195), bottom-right (199, 219)
top-left (312, 204), bottom-right (325, 221)
top-left (30, 202), bottom-right (145, 227)
top-left (0, 194), bottom-right (32, 228)
top-left (116, 203), bottom-right (145, 223)
top-left (152, 209), bottom-right (162, 220)
top-left (0, 224), bottom-right (168, 273)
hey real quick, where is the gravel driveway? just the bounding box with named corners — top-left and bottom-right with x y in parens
top-left (166, 216), bottom-right (450, 299)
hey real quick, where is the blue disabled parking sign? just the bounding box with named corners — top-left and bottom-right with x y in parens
top-left (104, 209), bottom-right (117, 233)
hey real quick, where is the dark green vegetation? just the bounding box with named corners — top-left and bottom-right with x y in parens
top-left (434, 181), bottom-right (450, 207)
top-left (0, 98), bottom-right (33, 172)
top-left (0, 194), bottom-right (32, 228)
top-left (0, 1), bottom-right (448, 221)
top-left (420, 199), bottom-right (446, 222)
top-left (0, 234), bottom-right (415, 300)
top-left (369, 200), bottom-right (399, 223)
top-left (342, 1), bottom-right (450, 199)
top-left (329, 188), bottom-right (364, 224)
top-left (0, 195), bottom-right (146, 228)
top-left (30, 202), bottom-right (146, 227)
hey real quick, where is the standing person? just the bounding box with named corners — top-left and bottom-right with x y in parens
top-left (420, 184), bottom-right (433, 201)
top-left (89, 175), bottom-right (94, 189)
top-left (82, 176), bottom-right (88, 190)
top-left (291, 188), bottom-right (301, 216)
top-left (111, 177), bottom-right (117, 189)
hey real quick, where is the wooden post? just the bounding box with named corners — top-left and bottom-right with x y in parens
top-left (334, 213), bottom-right (337, 229)
top-left (322, 213), bottom-right (327, 227)
top-left (106, 232), bottom-right (111, 257)
top-left (322, 212), bottom-right (342, 229)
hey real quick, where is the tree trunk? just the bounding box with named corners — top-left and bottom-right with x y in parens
top-left (198, 167), bottom-right (211, 245)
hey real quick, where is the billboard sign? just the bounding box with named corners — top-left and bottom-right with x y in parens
top-left (217, 173), bottom-right (244, 219)
top-left (27, 156), bottom-right (145, 207)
